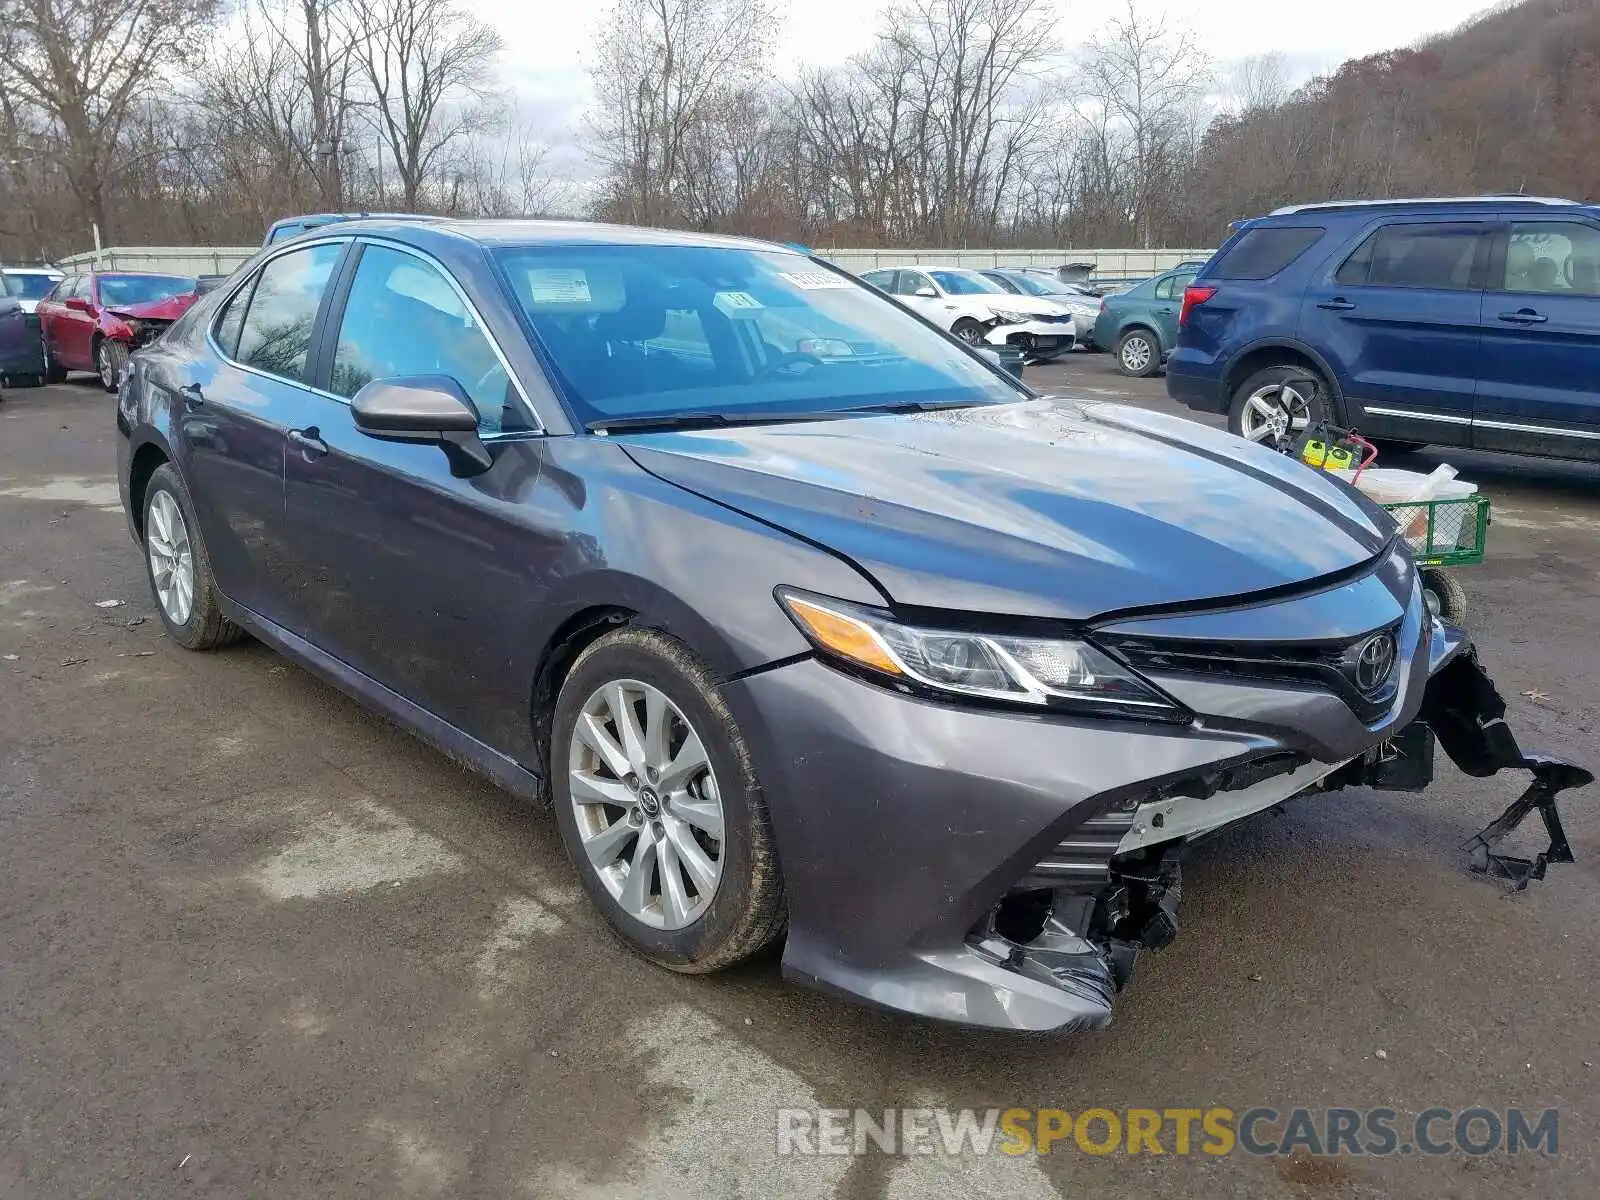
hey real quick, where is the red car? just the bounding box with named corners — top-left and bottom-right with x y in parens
top-left (38, 270), bottom-right (199, 391)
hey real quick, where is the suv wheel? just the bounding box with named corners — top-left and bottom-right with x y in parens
top-left (551, 627), bottom-right (787, 972)
top-left (1114, 329), bottom-right (1159, 377)
top-left (1229, 364), bottom-right (1328, 450)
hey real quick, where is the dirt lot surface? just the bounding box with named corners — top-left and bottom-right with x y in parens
top-left (2, 357), bottom-right (1597, 1198)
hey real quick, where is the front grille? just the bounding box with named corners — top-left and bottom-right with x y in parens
top-left (1104, 624), bottom-right (1403, 723)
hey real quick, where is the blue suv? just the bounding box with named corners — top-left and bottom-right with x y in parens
top-left (1167, 197), bottom-right (1600, 462)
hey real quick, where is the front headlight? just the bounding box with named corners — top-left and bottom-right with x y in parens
top-left (778, 590), bottom-right (1181, 718)
top-left (988, 309), bottom-right (1033, 325)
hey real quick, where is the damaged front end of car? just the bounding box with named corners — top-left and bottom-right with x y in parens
top-left (964, 640), bottom-right (1591, 1034)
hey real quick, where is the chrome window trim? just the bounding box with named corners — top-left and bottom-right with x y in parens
top-left (347, 235), bottom-right (545, 434)
top-left (205, 234), bottom-right (355, 404)
top-left (1476, 417), bottom-right (1600, 441)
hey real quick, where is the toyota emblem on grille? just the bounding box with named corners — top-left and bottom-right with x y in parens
top-left (1352, 633), bottom-right (1397, 694)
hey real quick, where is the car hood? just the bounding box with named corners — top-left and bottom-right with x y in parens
top-left (622, 398), bottom-right (1393, 621)
top-left (107, 294), bottom-right (196, 321)
top-left (977, 294), bottom-right (1070, 317)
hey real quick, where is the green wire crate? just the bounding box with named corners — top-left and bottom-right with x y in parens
top-left (1382, 494), bottom-right (1491, 568)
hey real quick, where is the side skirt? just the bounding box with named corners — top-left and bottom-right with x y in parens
top-left (218, 597), bottom-right (547, 805)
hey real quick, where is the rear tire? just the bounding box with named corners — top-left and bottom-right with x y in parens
top-left (141, 464), bottom-right (246, 651)
top-left (41, 338), bottom-right (66, 384)
top-left (1114, 329), bottom-right (1160, 377)
top-left (1228, 364), bottom-right (1329, 451)
top-left (551, 627), bottom-right (787, 974)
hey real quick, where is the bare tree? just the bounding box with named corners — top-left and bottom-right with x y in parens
top-left (0, 0), bottom-right (220, 240)
top-left (1077, 0), bottom-right (1211, 247)
top-left (585, 0), bottom-right (777, 226)
top-left (353, 0), bottom-right (505, 210)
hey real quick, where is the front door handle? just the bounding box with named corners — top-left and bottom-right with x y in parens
top-left (287, 427), bottom-right (329, 458)
top-left (1317, 297), bottom-right (1356, 310)
top-left (1498, 308), bottom-right (1547, 324)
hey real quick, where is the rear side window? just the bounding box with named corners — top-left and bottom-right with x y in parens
top-left (1210, 227), bottom-right (1325, 280)
top-left (234, 242), bottom-right (342, 384)
top-left (1154, 272), bottom-right (1197, 300)
top-left (212, 281), bottom-right (252, 357)
top-left (1336, 224), bottom-right (1484, 291)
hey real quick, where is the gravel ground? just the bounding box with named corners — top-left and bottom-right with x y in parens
top-left (2, 360), bottom-right (1597, 1198)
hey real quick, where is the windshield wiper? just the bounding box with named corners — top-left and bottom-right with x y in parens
top-left (587, 399), bottom-right (990, 435)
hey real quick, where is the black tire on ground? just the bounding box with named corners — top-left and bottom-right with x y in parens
top-left (1421, 567), bottom-right (1468, 625)
top-left (1113, 328), bottom-right (1160, 377)
top-left (951, 317), bottom-right (987, 345)
top-left (141, 464), bottom-right (247, 651)
top-left (41, 338), bottom-right (66, 384)
top-left (96, 338), bottom-right (128, 392)
top-left (1227, 363), bottom-right (1329, 450)
top-left (550, 626), bottom-right (787, 973)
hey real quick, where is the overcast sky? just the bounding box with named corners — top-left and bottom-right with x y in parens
top-left (488, 0), bottom-right (1493, 166)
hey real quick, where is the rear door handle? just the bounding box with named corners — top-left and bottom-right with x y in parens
top-left (1498, 308), bottom-right (1547, 324)
top-left (1317, 297), bottom-right (1356, 310)
top-left (1155, 306), bottom-right (1175, 314)
top-left (287, 427), bottom-right (329, 458)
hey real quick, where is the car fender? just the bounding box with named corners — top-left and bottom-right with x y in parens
top-left (1223, 335), bottom-right (1350, 422)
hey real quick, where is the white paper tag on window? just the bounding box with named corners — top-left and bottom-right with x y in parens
top-left (780, 271), bottom-right (849, 290)
top-left (713, 290), bottom-right (763, 316)
top-left (525, 268), bottom-right (591, 304)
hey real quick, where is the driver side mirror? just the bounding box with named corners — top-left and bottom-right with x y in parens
top-left (65, 297), bottom-right (94, 314)
top-left (914, 286), bottom-right (937, 298)
top-left (351, 375), bottom-right (492, 476)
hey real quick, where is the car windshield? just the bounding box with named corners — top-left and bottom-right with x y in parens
top-left (99, 274), bottom-right (196, 306)
top-left (1000, 273), bottom-right (1078, 298)
top-left (927, 269), bottom-right (1006, 295)
top-left (5, 272), bottom-right (59, 300)
top-left (496, 245), bottom-right (1025, 426)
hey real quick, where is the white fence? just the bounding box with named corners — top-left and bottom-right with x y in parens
top-left (56, 243), bottom-right (1213, 280)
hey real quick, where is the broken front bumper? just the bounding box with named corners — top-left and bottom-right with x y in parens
top-left (721, 606), bottom-right (1589, 1033)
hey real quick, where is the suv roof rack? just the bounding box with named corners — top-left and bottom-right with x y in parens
top-left (1269, 196), bottom-right (1580, 216)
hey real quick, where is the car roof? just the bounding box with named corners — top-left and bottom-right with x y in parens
top-left (1265, 196), bottom-right (1593, 218)
top-left (2, 265), bottom-right (62, 274)
top-left (287, 215), bottom-right (800, 255)
top-left (91, 269), bottom-right (192, 278)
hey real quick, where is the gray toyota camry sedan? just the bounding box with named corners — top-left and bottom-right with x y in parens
top-left (116, 219), bottom-right (1587, 1032)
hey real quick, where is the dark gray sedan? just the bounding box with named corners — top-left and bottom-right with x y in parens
top-left (116, 219), bottom-right (1587, 1032)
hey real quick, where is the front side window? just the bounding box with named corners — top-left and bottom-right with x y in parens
top-left (234, 242), bottom-right (342, 383)
top-left (1502, 222), bottom-right (1600, 295)
top-left (896, 271), bottom-right (935, 296)
top-left (330, 244), bottom-right (518, 432)
top-left (859, 270), bottom-right (894, 290)
top-left (1336, 224), bottom-right (1484, 291)
top-left (496, 245), bottom-right (1025, 427)
top-left (97, 274), bottom-right (196, 307)
top-left (71, 276), bottom-right (93, 300)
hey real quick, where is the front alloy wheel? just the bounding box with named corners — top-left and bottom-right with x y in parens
top-left (568, 679), bottom-right (726, 930)
top-left (551, 627), bottom-right (787, 972)
top-left (97, 339), bottom-right (128, 392)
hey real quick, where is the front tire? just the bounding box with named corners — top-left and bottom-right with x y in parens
top-left (1228, 364), bottom-right (1329, 451)
top-left (141, 464), bottom-right (245, 650)
top-left (1114, 329), bottom-right (1160, 377)
top-left (551, 627), bottom-right (786, 973)
top-left (96, 338), bottom-right (128, 392)
top-left (951, 317), bottom-right (987, 345)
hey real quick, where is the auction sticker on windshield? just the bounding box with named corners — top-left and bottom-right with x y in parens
top-left (525, 268), bottom-right (591, 304)
top-left (714, 291), bottom-right (764, 316)
top-left (781, 271), bottom-right (850, 289)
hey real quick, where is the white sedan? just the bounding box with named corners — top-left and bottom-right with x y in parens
top-left (859, 266), bottom-right (1077, 362)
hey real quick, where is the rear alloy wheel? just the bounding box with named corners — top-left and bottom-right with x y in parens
top-left (96, 338), bottom-right (128, 393)
top-left (1229, 364), bottom-right (1328, 452)
top-left (141, 464), bottom-right (245, 650)
top-left (551, 627), bottom-right (786, 972)
top-left (1114, 329), bottom-right (1159, 377)
top-left (951, 317), bottom-right (987, 345)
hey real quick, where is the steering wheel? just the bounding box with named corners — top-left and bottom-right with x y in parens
top-left (756, 351), bottom-right (824, 380)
